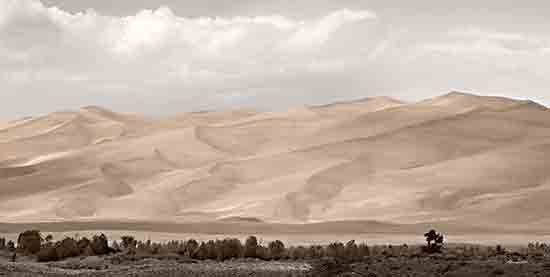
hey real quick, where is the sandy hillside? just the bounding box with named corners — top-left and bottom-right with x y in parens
top-left (0, 92), bottom-right (549, 233)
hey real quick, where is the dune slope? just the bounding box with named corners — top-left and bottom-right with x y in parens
top-left (0, 92), bottom-right (549, 233)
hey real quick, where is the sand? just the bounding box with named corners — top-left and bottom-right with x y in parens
top-left (0, 92), bottom-right (549, 236)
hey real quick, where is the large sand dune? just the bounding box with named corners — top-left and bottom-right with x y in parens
top-left (1, 92), bottom-right (549, 234)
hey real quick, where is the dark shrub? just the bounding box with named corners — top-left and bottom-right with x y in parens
top-left (197, 240), bottom-right (218, 260)
top-left (288, 246), bottom-right (307, 260)
top-left (17, 230), bottom-right (43, 255)
top-left (244, 236), bottom-right (258, 258)
top-left (218, 238), bottom-right (243, 261)
top-left (120, 235), bottom-right (137, 255)
top-left (55, 237), bottom-right (80, 259)
top-left (91, 234), bottom-right (110, 255)
top-left (306, 245), bottom-right (324, 259)
top-left (137, 240), bottom-right (153, 254)
top-left (184, 239), bottom-right (199, 258)
top-left (37, 245), bottom-right (58, 262)
top-left (268, 240), bottom-right (285, 260)
top-left (327, 242), bottom-right (345, 258)
top-left (77, 237), bottom-right (91, 254)
top-left (0, 238), bottom-right (5, 249)
top-left (311, 257), bottom-right (352, 277)
top-left (423, 229), bottom-right (444, 254)
top-left (82, 245), bottom-right (95, 256)
top-left (256, 245), bottom-right (270, 260)
top-left (358, 243), bottom-right (370, 258)
top-left (7, 240), bottom-right (15, 251)
top-left (344, 240), bottom-right (359, 260)
top-left (120, 236), bottom-right (136, 249)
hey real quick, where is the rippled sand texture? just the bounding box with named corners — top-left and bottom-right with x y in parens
top-left (1, 92), bottom-right (549, 234)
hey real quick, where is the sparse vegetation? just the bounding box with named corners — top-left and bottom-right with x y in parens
top-left (7, 230), bottom-right (550, 276)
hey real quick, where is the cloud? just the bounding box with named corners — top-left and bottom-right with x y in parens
top-left (0, 0), bottom-right (549, 117)
top-left (284, 9), bottom-right (376, 50)
top-left (0, 0), bottom-right (378, 85)
top-left (423, 27), bottom-right (550, 56)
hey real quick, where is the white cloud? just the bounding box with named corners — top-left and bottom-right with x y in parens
top-left (0, 0), bottom-right (549, 117)
top-left (0, 0), bottom-right (378, 85)
top-left (284, 9), bottom-right (376, 50)
top-left (424, 28), bottom-right (550, 56)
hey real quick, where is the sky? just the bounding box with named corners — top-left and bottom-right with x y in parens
top-left (1, 0), bottom-right (550, 118)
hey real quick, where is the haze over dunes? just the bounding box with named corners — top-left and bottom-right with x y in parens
top-left (1, 92), bottom-right (549, 234)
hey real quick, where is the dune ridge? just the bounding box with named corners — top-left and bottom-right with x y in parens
top-left (0, 92), bottom-right (549, 234)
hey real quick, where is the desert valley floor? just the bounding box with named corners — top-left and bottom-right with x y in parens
top-left (1, 92), bottom-right (550, 240)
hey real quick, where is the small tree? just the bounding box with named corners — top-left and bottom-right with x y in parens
top-left (120, 236), bottom-right (136, 249)
top-left (55, 237), bottom-right (80, 260)
top-left (344, 240), bottom-right (359, 260)
top-left (7, 240), bottom-right (15, 251)
top-left (37, 245), bottom-right (58, 262)
top-left (244, 236), bottom-right (259, 258)
top-left (17, 230), bottom-right (43, 255)
top-left (120, 235), bottom-right (137, 255)
top-left (423, 229), bottom-right (444, 254)
top-left (0, 237), bottom-right (5, 249)
top-left (91, 234), bottom-right (110, 255)
top-left (268, 240), bottom-right (285, 260)
top-left (184, 239), bottom-right (199, 258)
top-left (216, 238), bottom-right (243, 261)
top-left (357, 242), bottom-right (370, 258)
top-left (327, 242), bottom-right (345, 258)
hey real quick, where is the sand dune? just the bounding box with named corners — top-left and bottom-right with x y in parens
top-left (1, 92), bottom-right (549, 234)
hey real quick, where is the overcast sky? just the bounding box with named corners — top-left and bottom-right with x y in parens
top-left (1, 0), bottom-right (549, 118)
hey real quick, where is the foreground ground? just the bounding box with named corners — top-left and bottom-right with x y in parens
top-left (2, 251), bottom-right (550, 277)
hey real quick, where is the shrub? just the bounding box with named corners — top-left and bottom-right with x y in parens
top-left (91, 234), bottom-right (110, 255)
top-left (217, 238), bottom-right (243, 261)
top-left (326, 242), bottom-right (345, 258)
top-left (268, 240), bottom-right (285, 260)
top-left (358, 242), bottom-right (370, 258)
top-left (184, 239), bottom-right (199, 258)
top-left (37, 245), bottom-right (58, 262)
top-left (120, 236), bottom-right (136, 250)
top-left (496, 245), bottom-right (506, 255)
top-left (197, 240), bottom-right (218, 260)
top-left (344, 240), bottom-right (359, 260)
top-left (0, 237), bottom-right (5, 249)
top-left (17, 230), bottom-right (43, 255)
top-left (288, 246), bottom-right (307, 260)
top-left (77, 237), bottom-right (90, 252)
top-left (256, 245), bottom-right (270, 260)
top-left (244, 236), bottom-right (258, 258)
top-left (7, 240), bottom-right (15, 251)
top-left (55, 237), bottom-right (80, 259)
top-left (423, 229), bottom-right (444, 254)
top-left (82, 245), bottom-right (95, 256)
top-left (305, 245), bottom-right (324, 259)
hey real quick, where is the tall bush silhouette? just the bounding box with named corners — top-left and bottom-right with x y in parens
top-left (423, 229), bottom-right (444, 253)
top-left (91, 234), bottom-right (110, 255)
top-left (17, 230), bottom-right (43, 254)
top-left (55, 237), bottom-right (80, 259)
top-left (244, 236), bottom-right (259, 258)
top-left (268, 240), bottom-right (285, 260)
